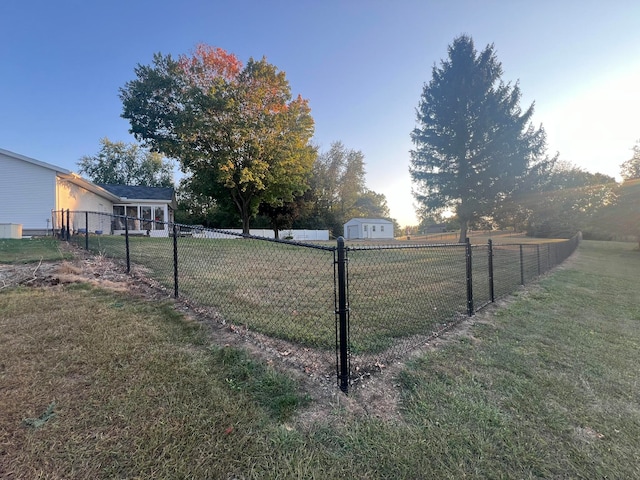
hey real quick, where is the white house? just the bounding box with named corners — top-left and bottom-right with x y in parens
top-left (0, 148), bottom-right (176, 236)
top-left (98, 184), bottom-right (176, 237)
top-left (343, 218), bottom-right (394, 240)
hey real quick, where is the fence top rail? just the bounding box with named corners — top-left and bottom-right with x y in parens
top-left (54, 210), bottom-right (112, 215)
top-left (494, 243), bottom-right (544, 248)
top-left (62, 210), bottom-right (337, 252)
top-left (348, 235), bottom-right (580, 252)
top-left (347, 242), bottom-right (467, 252)
top-left (495, 239), bottom-right (577, 248)
top-left (186, 225), bottom-right (337, 252)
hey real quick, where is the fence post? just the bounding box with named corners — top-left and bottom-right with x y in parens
top-left (85, 211), bottom-right (89, 250)
top-left (336, 236), bottom-right (349, 393)
top-left (60, 210), bottom-right (65, 240)
top-left (66, 209), bottom-right (70, 240)
top-left (124, 217), bottom-right (131, 274)
top-left (519, 244), bottom-right (524, 285)
top-left (466, 238), bottom-right (474, 316)
top-left (536, 244), bottom-right (541, 276)
top-left (487, 239), bottom-right (495, 303)
top-left (173, 223), bottom-right (179, 298)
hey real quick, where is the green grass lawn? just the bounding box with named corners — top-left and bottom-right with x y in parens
top-left (1, 239), bottom-right (639, 478)
top-left (0, 237), bottom-right (72, 264)
top-left (70, 233), bottom-right (573, 359)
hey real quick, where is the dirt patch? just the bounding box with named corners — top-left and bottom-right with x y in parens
top-left (575, 425), bottom-right (605, 441)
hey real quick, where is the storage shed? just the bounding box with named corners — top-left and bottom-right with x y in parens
top-left (343, 218), bottom-right (394, 240)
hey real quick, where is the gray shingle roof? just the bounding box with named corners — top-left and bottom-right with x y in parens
top-left (98, 184), bottom-right (175, 201)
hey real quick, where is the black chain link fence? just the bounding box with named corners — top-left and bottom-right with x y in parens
top-left (344, 235), bottom-right (581, 382)
top-left (54, 210), bottom-right (580, 392)
top-left (54, 209), bottom-right (338, 380)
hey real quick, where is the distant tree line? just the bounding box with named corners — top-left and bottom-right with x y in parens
top-left (409, 34), bottom-right (640, 247)
top-left (78, 138), bottom-right (175, 188)
top-left (78, 37), bottom-right (639, 247)
top-left (77, 44), bottom-right (392, 238)
top-left (584, 141), bottom-right (640, 248)
top-left (174, 141), bottom-right (392, 237)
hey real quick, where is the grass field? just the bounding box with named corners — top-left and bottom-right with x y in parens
top-left (71, 233), bottom-right (575, 361)
top-left (1, 239), bottom-right (640, 478)
top-left (0, 237), bottom-right (72, 264)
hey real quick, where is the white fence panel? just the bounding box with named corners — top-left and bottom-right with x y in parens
top-left (192, 228), bottom-right (329, 241)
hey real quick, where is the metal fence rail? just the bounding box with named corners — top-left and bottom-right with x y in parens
top-left (54, 210), bottom-right (581, 393)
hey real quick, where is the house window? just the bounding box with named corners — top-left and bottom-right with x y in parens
top-left (154, 206), bottom-right (164, 228)
top-left (113, 206), bottom-right (125, 230)
top-left (372, 225), bottom-right (376, 232)
top-left (140, 206), bottom-right (166, 231)
top-left (364, 225), bottom-right (368, 231)
top-left (112, 205), bottom-right (165, 230)
top-left (126, 206), bottom-right (138, 230)
top-left (381, 225), bottom-right (385, 232)
top-left (141, 206), bottom-right (153, 231)
top-left (112, 205), bottom-right (139, 230)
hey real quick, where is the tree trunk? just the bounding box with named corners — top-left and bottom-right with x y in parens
top-left (231, 192), bottom-right (251, 235)
top-left (459, 219), bottom-right (468, 243)
top-left (241, 202), bottom-right (251, 235)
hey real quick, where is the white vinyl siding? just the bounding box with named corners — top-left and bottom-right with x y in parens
top-left (343, 218), bottom-right (394, 239)
top-left (56, 178), bottom-right (113, 214)
top-left (56, 178), bottom-right (113, 233)
top-left (0, 151), bottom-right (57, 230)
top-left (1, 148), bottom-right (175, 235)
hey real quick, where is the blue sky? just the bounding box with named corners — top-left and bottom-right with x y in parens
top-left (2, 1), bottom-right (639, 226)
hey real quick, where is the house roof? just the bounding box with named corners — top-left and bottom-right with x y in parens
top-left (98, 184), bottom-right (175, 202)
top-left (1, 147), bottom-right (177, 206)
top-left (1, 147), bottom-right (122, 202)
top-left (61, 174), bottom-right (122, 202)
top-left (0, 147), bottom-right (72, 174)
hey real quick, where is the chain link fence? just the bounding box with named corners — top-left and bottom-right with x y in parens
top-left (54, 210), bottom-right (581, 392)
top-left (54, 209), bottom-right (338, 380)
top-left (344, 235), bottom-right (581, 382)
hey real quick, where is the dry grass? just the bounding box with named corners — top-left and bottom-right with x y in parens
top-left (0, 284), bottom-right (309, 479)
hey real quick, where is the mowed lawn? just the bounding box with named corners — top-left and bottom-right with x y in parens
top-left (1, 238), bottom-right (640, 478)
top-left (73, 233), bottom-right (572, 357)
top-left (0, 237), bottom-right (72, 264)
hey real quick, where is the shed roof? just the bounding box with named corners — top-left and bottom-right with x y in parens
top-left (344, 217), bottom-right (394, 225)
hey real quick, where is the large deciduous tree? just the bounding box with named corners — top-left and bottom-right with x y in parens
top-left (307, 142), bottom-right (390, 236)
top-left (410, 35), bottom-right (546, 242)
top-left (120, 44), bottom-right (316, 234)
top-left (78, 138), bottom-right (174, 187)
top-left (620, 139), bottom-right (640, 181)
